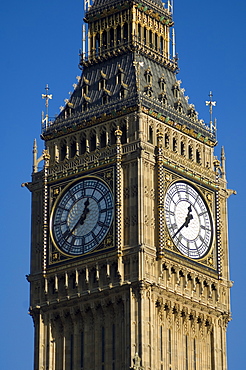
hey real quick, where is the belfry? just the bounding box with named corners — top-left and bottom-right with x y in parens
top-left (26, 1), bottom-right (232, 369)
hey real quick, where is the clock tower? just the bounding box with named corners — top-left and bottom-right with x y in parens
top-left (26, 1), bottom-right (232, 369)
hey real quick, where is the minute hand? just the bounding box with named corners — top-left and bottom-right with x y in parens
top-left (173, 205), bottom-right (193, 239)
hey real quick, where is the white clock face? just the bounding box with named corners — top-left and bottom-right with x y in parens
top-left (50, 177), bottom-right (114, 256)
top-left (164, 181), bottom-right (213, 259)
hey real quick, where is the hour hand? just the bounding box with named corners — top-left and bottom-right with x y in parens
top-left (173, 205), bottom-right (193, 238)
top-left (64, 198), bottom-right (90, 238)
top-left (79, 199), bottom-right (90, 225)
top-left (184, 205), bottom-right (193, 227)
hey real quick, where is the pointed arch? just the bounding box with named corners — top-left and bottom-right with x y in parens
top-left (89, 130), bottom-right (97, 152)
top-left (110, 28), bottom-right (114, 47)
top-left (102, 30), bottom-right (107, 51)
top-left (116, 25), bottom-right (121, 45)
top-left (123, 23), bottom-right (128, 42)
top-left (70, 136), bottom-right (77, 158)
top-left (95, 33), bottom-right (100, 56)
top-left (60, 139), bottom-right (67, 161)
top-left (80, 134), bottom-right (87, 155)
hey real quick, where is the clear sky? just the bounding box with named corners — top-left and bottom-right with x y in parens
top-left (0, 0), bottom-right (245, 368)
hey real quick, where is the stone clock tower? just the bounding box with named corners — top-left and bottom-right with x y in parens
top-left (26, 0), bottom-right (232, 369)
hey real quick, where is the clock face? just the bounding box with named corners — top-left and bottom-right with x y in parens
top-left (164, 181), bottom-right (213, 259)
top-left (50, 177), bottom-right (114, 256)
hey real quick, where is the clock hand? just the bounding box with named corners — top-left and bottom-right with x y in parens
top-left (173, 205), bottom-right (193, 238)
top-left (79, 198), bottom-right (90, 225)
top-left (63, 198), bottom-right (90, 239)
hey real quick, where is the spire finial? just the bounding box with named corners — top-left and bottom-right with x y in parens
top-left (221, 146), bottom-right (226, 180)
top-left (168, 0), bottom-right (174, 14)
top-left (41, 84), bottom-right (53, 130)
top-left (205, 91), bottom-right (216, 132)
top-left (172, 28), bottom-right (176, 59)
top-left (42, 84), bottom-right (53, 117)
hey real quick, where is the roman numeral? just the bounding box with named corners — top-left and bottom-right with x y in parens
top-left (198, 211), bottom-right (207, 217)
top-left (54, 220), bottom-right (67, 227)
top-left (97, 221), bottom-right (108, 228)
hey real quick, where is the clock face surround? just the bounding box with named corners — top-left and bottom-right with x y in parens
top-left (164, 181), bottom-right (213, 259)
top-left (50, 177), bottom-right (114, 256)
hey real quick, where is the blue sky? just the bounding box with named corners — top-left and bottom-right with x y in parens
top-left (0, 0), bottom-right (245, 368)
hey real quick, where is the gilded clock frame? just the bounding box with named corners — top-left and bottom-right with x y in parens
top-left (48, 167), bottom-right (115, 265)
top-left (163, 169), bottom-right (218, 270)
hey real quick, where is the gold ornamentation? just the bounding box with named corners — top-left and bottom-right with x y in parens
top-left (53, 188), bottom-right (59, 195)
top-left (52, 253), bottom-right (59, 261)
top-left (167, 239), bottom-right (172, 247)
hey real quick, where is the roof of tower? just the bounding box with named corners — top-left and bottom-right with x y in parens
top-left (41, 1), bottom-right (216, 145)
top-left (42, 52), bottom-right (215, 144)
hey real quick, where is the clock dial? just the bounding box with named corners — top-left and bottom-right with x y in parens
top-left (164, 181), bottom-right (213, 259)
top-left (50, 177), bottom-right (114, 256)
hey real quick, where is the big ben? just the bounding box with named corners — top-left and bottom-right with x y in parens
top-left (25, 0), bottom-right (232, 369)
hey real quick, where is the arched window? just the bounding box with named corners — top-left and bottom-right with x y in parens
top-left (116, 25), bottom-right (121, 45)
top-left (110, 130), bottom-right (116, 145)
top-left (160, 36), bottom-right (164, 54)
top-left (165, 133), bottom-right (169, 148)
top-left (129, 22), bottom-right (132, 43)
top-left (89, 133), bottom-right (96, 152)
top-left (159, 78), bottom-right (166, 92)
top-left (123, 23), bottom-right (128, 42)
top-left (110, 28), bottom-right (114, 47)
top-left (95, 33), bottom-right (100, 56)
top-left (143, 27), bottom-right (147, 44)
top-left (80, 137), bottom-right (86, 154)
top-left (60, 141), bottom-right (67, 161)
top-left (159, 93), bottom-right (167, 105)
top-left (121, 123), bottom-right (127, 144)
top-left (100, 131), bottom-right (106, 148)
top-left (196, 149), bottom-right (201, 164)
top-left (145, 69), bottom-right (152, 85)
top-left (181, 141), bottom-right (185, 156)
top-left (138, 24), bottom-right (141, 42)
top-left (173, 137), bottom-right (177, 152)
top-left (173, 85), bottom-right (179, 99)
top-left (188, 145), bottom-right (193, 160)
top-left (155, 33), bottom-right (158, 50)
top-left (70, 140), bottom-right (76, 158)
top-left (149, 30), bottom-right (153, 48)
top-left (102, 30), bottom-right (107, 51)
top-left (148, 126), bottom-right (153, 144)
